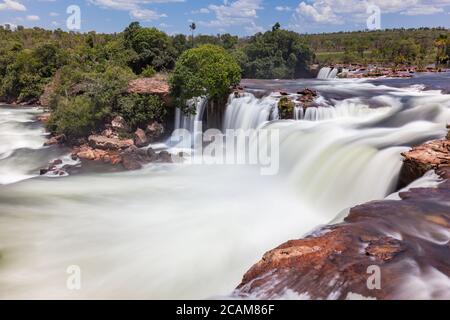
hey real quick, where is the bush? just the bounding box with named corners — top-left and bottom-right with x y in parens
top-left (140, 65), bottom-right (156, 78)
top-left (278, 97), bottom-right (295, 119)
top-left (169, 44), bottom-right (241, 112)
top-left (47, 95), bottom-right (110, 139)
top-left (116, 93), bottom-right (166, 130)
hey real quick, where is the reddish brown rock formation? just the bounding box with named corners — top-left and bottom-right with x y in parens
top-left (237, 138), bottom-right (450, 300)
top-left (399, 139), bottom-right (450, 187)
top-left (43, 134), bottom-right (65, 146)
top-left (88, 135), bottom-right (134, 151)
top-left (127, 76), bottom-right (170, 102)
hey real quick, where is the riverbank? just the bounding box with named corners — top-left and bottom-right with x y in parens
top-left (235, 135), bottom-right (450, 300)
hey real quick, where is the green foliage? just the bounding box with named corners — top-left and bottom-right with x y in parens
top-left (278, 97), bottom-right (295, 119)
top-left (305, 28), bottom-right (449, 66)
top-left (47, 95), bottom-right (110, 138)
top-left (47, 64), bottom-right (136, 139)
top-left (169, 44), bottom-right (241, 111)
top-left (140, 65), bottom-right (156, 77)
top-left (117, 94), bottom-right (167, 130)
top-left (241, 27), bottom-right (314, 79)
top-left (123, 22), bottom-right (176, 73)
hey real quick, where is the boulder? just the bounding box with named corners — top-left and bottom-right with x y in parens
top-left (111, 116), bottom-right (129, 133)
top-left (145, 121), bottom-right (164, 142)
top-left (88, 135), bottom-right (134, 151)
top-left (44, 134), bottom-right (66, 146)
top-left (134, 128), bottom-right (149, 148)
top-left (399, 138), bottom-right (450, 187)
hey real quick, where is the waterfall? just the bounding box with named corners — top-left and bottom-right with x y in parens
top-left (297, 100), bottom-right (391, 121)
top-left (1, 76), bottom-right (450, 299)
top-left (317, 67), bottom-right (338, 79)
top-left (172, 97), bottom-right (208, 147)
top-left (223, 93), bottom-right (279, 130)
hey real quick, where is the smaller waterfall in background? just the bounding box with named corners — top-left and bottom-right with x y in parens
top-left (317, 67), bottom-right (338, 79)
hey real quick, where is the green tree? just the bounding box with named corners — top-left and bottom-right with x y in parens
top-left (169, 44), bottom-right (241, 112)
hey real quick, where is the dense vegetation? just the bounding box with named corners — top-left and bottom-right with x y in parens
top-left (0, 23), bottom-right (449, 141)
top-left (302, 28), bottom-right (450, 66)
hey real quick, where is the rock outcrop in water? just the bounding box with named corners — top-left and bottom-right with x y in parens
top-left (236, 137), bottom-right (450, 300)
top-left (399, 138), bottom-right (450, 187)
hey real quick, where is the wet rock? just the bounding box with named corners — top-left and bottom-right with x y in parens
top-left (134, 128), bottom-right (149, 148)
top-left (399, 138), bottom-right (450, 187)
top-left (88, 135), bottom-right (134, 151)
top-left (236, 139), bottom-right (450, 300)
top-left (36, 113), bottom-right (51, 123)
top-left (111, 116), bottom-right (129, 133)
top-left (44, 134), bottom-right (65, 146)
top-left (145, 121), bottom-right (164, 142)
top-left (297, 88), bottom-right (318, 97)
top-left (157, 151), bottom-right (173, 163)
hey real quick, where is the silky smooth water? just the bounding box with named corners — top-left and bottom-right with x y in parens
top-left (0, 75), bottom-right (449, 299)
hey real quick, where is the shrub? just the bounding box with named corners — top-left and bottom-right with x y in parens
top-left (140, 65), bottom-right (156, 78)
top-left (47, 95), bottom-right (110, 139)
top-left (116, 93), bottom-right (166, 130)
top-left (278, 97), bottom-right (295, 119)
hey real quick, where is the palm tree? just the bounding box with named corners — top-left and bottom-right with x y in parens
top-left (189, 22), bottom-right (196, 47)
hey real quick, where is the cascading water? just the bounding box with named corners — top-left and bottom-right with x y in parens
top-left (223, 93), bottom-right (278, 130)
top-left (172, 97), bottom-right (208, 147)
top-left (1, 74), bottom-right (450, 299)
top-left (317, 67), bottom-right (338, 79)
top-left (0, 106), bottom-right (72, 184)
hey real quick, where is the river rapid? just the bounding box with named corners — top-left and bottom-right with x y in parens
top-left (0, 73), bottom-right (449, 299)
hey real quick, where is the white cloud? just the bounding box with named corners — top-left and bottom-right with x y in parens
top-left (296, 2), bottom-right (341, 24)
top-left (0, 0), bottom-right (26, 11)
top-left (276, 6), bottom-right (292, 12)
top-left (191, 8), bottom-right (210, 14)
top-left (130, 9), bottom-right (167, 21)
top-left (199, 0), bottom-right (264, 33)
top-left (292, 0), bottom-right (450, 26)
top-left (26, 15), bottom-right (40, 21)
top-left (401, 5), bottom-right (444, 15)
top-left (87, 0), bottom-right (185, 21)
top-left (49, 12), bottom-right (59, 17)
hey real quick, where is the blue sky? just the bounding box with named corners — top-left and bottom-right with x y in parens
top-left (1, 0), bottom-right (450, 35)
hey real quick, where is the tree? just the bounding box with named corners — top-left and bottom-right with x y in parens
top-left (189, 22), bottom-right (196, 47)
top-left (242, 28), bottom-right (314, 79)
top-left (123, 22), bottom-right (176, 73)
top-left (272, 23), bottom-right (281, 32)
top-left (169, 44), bottom-right (241, 112)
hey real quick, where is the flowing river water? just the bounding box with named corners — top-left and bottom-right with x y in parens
top-left (0, 73), bottom-right (450, 299)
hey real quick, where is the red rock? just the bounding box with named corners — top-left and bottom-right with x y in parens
top-left (88, 135), bottom-right (134, 151)
top-left (134, 128), bottom-right (149, 148)
top-left (236, 138), bottom-right (450, 300)
top-left (127, 77), bottom-right (170, 96)
top-left (44, 134), bottom-right (65, 146)
top-left (145, 121), bottom-right (164, 142)
top-left (111, 116), bottom-right (129, 133)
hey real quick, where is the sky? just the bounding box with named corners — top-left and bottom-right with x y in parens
top-left (1, 0), bottom-right (450, 35)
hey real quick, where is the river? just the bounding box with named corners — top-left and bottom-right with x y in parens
top-left (0, 73), bottom-right (449, 299)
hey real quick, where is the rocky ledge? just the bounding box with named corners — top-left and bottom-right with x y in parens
top-left (41, 115), bottom-right (175, 175)
top-left (235, 136), bottom-right (450, 300)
